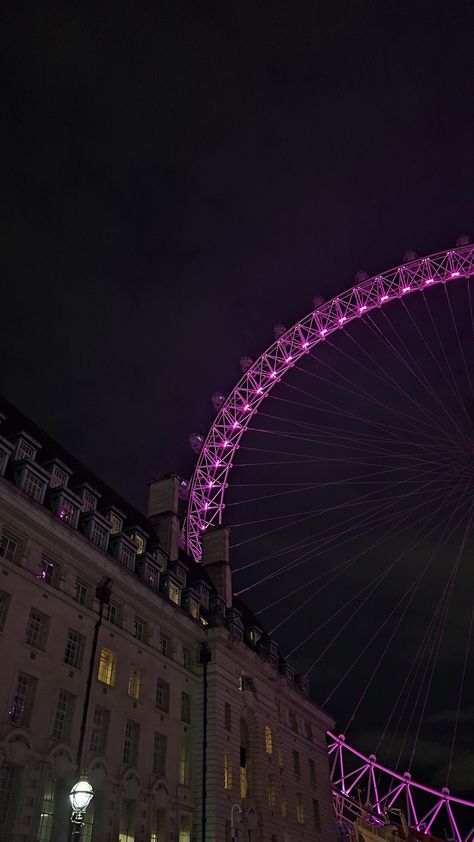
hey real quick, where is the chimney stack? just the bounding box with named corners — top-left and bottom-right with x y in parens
top-left (147, 475), bottom-right (180, 561)
top-left (201, 526), bottom-right (232, 608)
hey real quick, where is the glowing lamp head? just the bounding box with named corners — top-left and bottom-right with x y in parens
top-left (69, 778), bottom-right (94, 815)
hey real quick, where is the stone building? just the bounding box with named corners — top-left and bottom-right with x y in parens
top-left (0, 397), bottom-right (335, 842)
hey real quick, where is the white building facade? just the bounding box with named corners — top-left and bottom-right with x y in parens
top-left (0, 399), bottom-right (336, 842)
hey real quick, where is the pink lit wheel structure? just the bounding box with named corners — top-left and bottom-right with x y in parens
top-left (185, 244), bottom-right (474, 839)
top-left (186, 246), bottom-right (474, 557)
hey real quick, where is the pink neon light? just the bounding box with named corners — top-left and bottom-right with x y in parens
top-left (222, 439), bottom-right (230, 448)
top-left (359, 305), bottom-right (367, 313)
top-left (256, 387), bottom-right (263, 394)
top-left (285, 356), bottom-right (293, 363)
top-left (207, 481), bottom-right (213, 489)
top-left (302, 341), bottom-right (309, 349)
top-left (381, 294), bottom-right (389, 302)
top-left (320, 328), bottom-right (327, 336)
top-left (339, 316), bottom-right (346, 325)
top-left (232, 421), bottom-right (240, 429)
top-left (451, 271), bottom-right (460, 277)
top-left (425, 278), bottom-right (434, 284)
top-left (214, 460), bottom-right (221, 468)
top-left (243, 403), bottom-right (250, 411)
top-left (402, 286), bottom-right (411, 293)
top-left (270, 371), bottom-right (277, 378)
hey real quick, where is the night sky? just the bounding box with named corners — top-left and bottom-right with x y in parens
top-left (2, 1), bottom-right (474, 799)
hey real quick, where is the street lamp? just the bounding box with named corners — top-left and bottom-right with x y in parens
top-left (69, 777), bottom-right (94, 838)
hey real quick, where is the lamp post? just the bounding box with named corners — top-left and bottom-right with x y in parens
top-left (68, 579), bottom-right (111, 841)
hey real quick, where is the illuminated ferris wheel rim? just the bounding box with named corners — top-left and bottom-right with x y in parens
top-left (185, 244), bottom-right (474, 561)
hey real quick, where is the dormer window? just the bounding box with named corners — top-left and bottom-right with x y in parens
top-left (168, 581), bottom-right (181, 606)
top-left (50, 465), bottom-right (68, 488)
top-left (103, 507), bottom-right (126, 535)
top-left (173, 564), bottom-right (187, 584)
top-left (74, 485), bottom-right (100, 513)
top-left (81, 512), bottom-right (111, 552)
top-left (199, 585), bottom-right (210, 609)
top-left (128, 528), bottom-right (148, 556)
top-left (59, 499), bottom-right (78, 526)
top-left (11, 433), bottom-right (40, 463)
top-left (187, 596), bottom-right (199, 619)
top-left (48, 487), bottom-right (81, 529)
top-left (90, 521), bottom-right (109, 551)
top-left (137, 557), bottom-right (160, 592)
top-left (13, 462), bottom-right (49, 505)
top-left (120, 543), bottom-right (135, 569)
top-left (0, 437), bottom-right (14, 477)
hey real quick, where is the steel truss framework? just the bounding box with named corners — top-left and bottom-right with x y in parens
top-left (328, 732), bottom-right (474, 842)
top-left (185, 244), bottom-right (474, 832)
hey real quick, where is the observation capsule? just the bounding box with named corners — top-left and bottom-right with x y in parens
top-left (188, 432), bottom-right (204, 454)
top-left (403, 249), bottom-right (418, 262)
top-left (273, 323), bottom-right (286, 339)
top-left (178, 478), bottom-right (189, 501)
top-left (211, 391), bottom-right (226, 411)
top-left (240, 355), bottom-right (253, 373)
top-left (456, 233), bottom-right (471, 245)
top-left (312, 295), bottom-right (324, 309)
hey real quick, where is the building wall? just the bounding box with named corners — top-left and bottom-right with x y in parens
top-left (0, 472), bottom-right (336, 842)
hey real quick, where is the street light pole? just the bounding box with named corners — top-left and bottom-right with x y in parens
top-left (68, 579), bottom-right (111, 841)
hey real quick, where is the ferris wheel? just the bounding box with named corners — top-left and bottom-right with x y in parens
top-left (185, 243), bottom-right (474, 842)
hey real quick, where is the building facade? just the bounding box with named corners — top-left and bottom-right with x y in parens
top-left (0, 398), bottom-right (336, 842)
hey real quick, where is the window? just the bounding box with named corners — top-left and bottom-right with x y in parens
top-left (131, 531), bottom-right (145, 555)
top-left (97, 648), bottom-right (117, 686)
top-left (74, 579), bottom-right (89, 607)
top-left (123, 719), bottom-right (140, 765)
top-left (199, 585), bottom-right (209, 608)
top-left (264, 724), bottom-right (273, 754)
top-left (155, 679), bottom-right (170, 713)
top-left (296, 793), bottom-right (304, 825)
top-left (145, 564), bottom-right (159, 591)
top-left (181, 692), bottom-right (191, 723)
top-left (224, 753), bottom-right (233, 789)
top-left (16, 439), bottom-right (36, 461)
top-left (105, 601), bottom-right (121, 626)
top-left (120, 543), bottom-right (135, 569)
top-left (25, 608), bottom-right (50, 651)
top-left (64, 629), bottom-right (84, 669)
top-left (128, 668), bottom-right (142, 700)
top-left (280, 785), bottom-right (287, 818)
top-left (168, 581), bottom-right (181, 605)
top-left (0, 590), bottom-right (10, 630)
top-left (134, 616), bottom-right (148, 643)
top-left (309, 757), bottom-right (316, 785)
top-left (37, 779), bottom-right (55, 842)
top-left (91, 521), bottom-right (108, 550)
top-left (293, 749), bottom-right (301, 777)
top-left (224, 702), bottom-right (232, 732)
top-left (278, 746), bottom-right (284, 768)
top-left (58, 499), bottom-right (77, 525)
top-left (178, 740), bottom-right (190, 786)
top-left (313, 798), bottom-right (321, 832)
top-left (182, 646), bottom-right (192, 670)
top-left (37, 557), bottom-right (58, 586)
top-left (0, 764), bottom-right (16, 834)
top-left (89, 706), bottom-right (109, 753)
top-left (8, 672), bottom-right (36, 726)
top-left (268, 774), bottom-right (276, 808)
top-left (179, 814), bottom-right (191, 842)
top-left (289, 711), bottom-right (298, 732)
top-left (152, 732), bottom-right (167, 776)
top-left (82, 490), bottom-right (97, 512)
top-left (23, 471), bottom-right (44, 501)
top-left (305, 721), bottom-right (313, 742)
top-left (50, 465), bottom-right (68, 488)
top-left (109, 512), bottom-right (122, 534)
top-left (187, 596), bottom-right (198, 618)
top-left (159, 631), bottom-right (171, 657)
top-left (52, 691), bottom-right (75, 740)
top-left (174, 565), bottom-right (186, 584)
top-left (0, 533), bottom-right (17, 563)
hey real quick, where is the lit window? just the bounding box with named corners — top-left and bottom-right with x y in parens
top-left (240, 765), bottom-right (248, 799)
top-left (128, 668), bottom-right (142, 700)
top-left (97, 648), bottom-right (117, 686)
top-left (224, 753), bottom-right (233, 789)
top-left (187, 597), bottom-right (199, 618)
top-left (15, 439), bottom-right (36, 461)
top-left (89, 706), bottom-right (109, 753)
top-left (268, 775), bottom-right (276, 808)
top-left (264, 724), bottom-right (273, 754)
top-left (155, 679), bottom-right (170, 713)
top-left (313, 798), bottom-right (321, 832)
top-left (58, 499), bottom-right (77, 526)
top-left (134, 616), bottom-right (148, 643)
top-left (309, 757), bottom-right (316, 785)
top-left (8, 672), bottom-right (36, 726)
top-left (91, 521), bottom-right (108, 550)
top-left (159, 631), bottom-right (171, 657)
top-left (145, 564), bottom-right (159, 590)
top-left (25, 608), bottom-right (49, 651)
top-left (123, 719), bottom-right (140, 765)
top-left (293, 749), bottom-right (301, 777)
top-left (0, 533), bottom-right (17, 563)
top-left (37, 557), bottom-right (58, 586)
top-left (224, 702), bottom-right (231, 732)
top-left (131, 531), bottom-right (145, 554)
top-left (64, 629), bottom-right (84, 669)
top-left (280, 785), bottom-right (287, 818)
top-left (168, 581), bottom-right (181, 605)
top-left (178, 740), bottom-right (190, 786)
top-left (52, 691), bottom-right (75, 740)
top-left (23, 471), bottom-right (44, 502)
top-left (108, 512), bottom-right (122, 534)
top-left (0, 590), bottom-right (10, 630)
top-left (74, 579), bottom-right (89, 607)
top-left (296, 793), bottom-right (305, 825)
top-left (50, 465), bottom-right (68, 488)
top-left (152, 732), bottom-right (167, 776)
top-left (37, 779), bottom-right (55, 842)
top-left (181, 692), bottom-right (191, 723)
